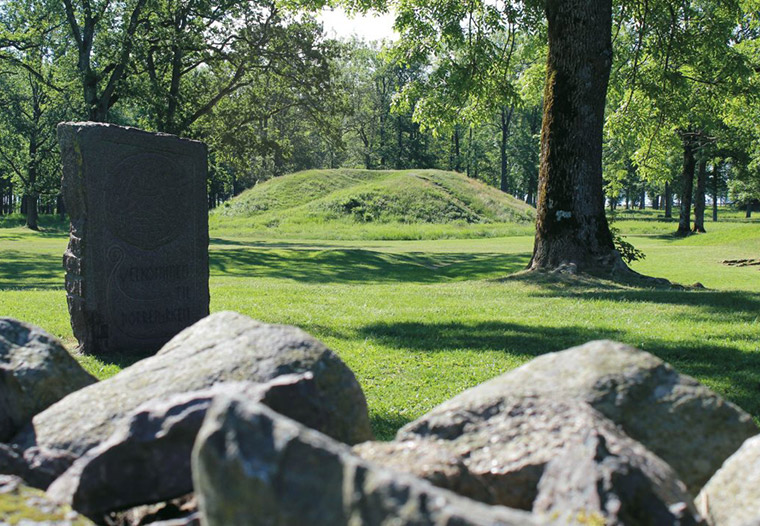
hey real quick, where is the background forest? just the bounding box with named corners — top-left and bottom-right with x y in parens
top-left (0, 0), bottom-right (759, 232)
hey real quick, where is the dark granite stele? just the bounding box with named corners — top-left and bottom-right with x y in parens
top-left (58, 122), bottom-right (209, 356)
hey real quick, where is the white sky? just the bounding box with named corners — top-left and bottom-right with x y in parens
top-left (318, 7), bottom-right (398, 42)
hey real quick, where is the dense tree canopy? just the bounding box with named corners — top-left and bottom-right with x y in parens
top-left (0, 0), bottom-right (757, 261)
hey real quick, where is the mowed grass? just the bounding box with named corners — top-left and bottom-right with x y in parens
top-left (1, 210), bottom-right (759, 439)
top-left (211, 168), bottom-right (535, 240)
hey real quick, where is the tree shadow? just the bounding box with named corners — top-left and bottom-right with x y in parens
top-left (0, 251), bottom-right (63, 290)
top-left (209, 238), bottom-right (352, 250)
top-left (357, 319), bottom-right (760, 420)
top-left (521, 280), bottom-right (760, 323)
top-left (210, 248), bottom-right (531, 284)
top-left (358, 320), bottom-right (623, 357)
top-left (371, 412), bottom-right (414, 441)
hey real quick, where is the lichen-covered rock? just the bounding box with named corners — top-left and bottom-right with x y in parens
top-left (0, 475), bottom-right (93, 525)
top-left (103, 493), bottom-right (197, 526)
top-left (355, 396), bottom-right (700, 524)
top-left (47, 374), bottom-right (341, 518)
top-left (533, 425), bottom-right (703, 525)
top-left (696, 434), bottom-right (760, 526)
top-left (0, 317), bottom-right (96, 441)
top-left (397, 340), bottom-right (755, 495)
top-left (0, 443), bottom-right (76, 490)
top-left (192, 395), bottom-right (545, 526)
top-left (12, 312), bottom-right (372, 484)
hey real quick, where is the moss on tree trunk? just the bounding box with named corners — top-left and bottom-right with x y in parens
top-left (529, 0), bottom-right (622, 274)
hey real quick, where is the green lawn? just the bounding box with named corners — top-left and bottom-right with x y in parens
top-left (1, 211), bottom-right (759, 439)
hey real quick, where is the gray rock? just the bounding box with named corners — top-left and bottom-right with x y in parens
top-left (397, 340), bottom-right (756, 495)
top-left (148, 514), bottom-right (199, 526)
top-left (696, 434), bottom-right (760, 526)
top-left (192, 395), bottom-right (545, 526)
top-left (12, 312), bottom-right (372, 483)
top-left (533, 422), bottom-right (703, 525)
top-left (0, 443), bottom-right (76, 489)
top-left (355, 396), bottom-right (700, 524)
top-left (0, 475), bottom-right (94, 525)
top-left (48, 373), bottom-right (341, 518)
top-left (0, 318), bottom-right (96, 442)
top-left (103, 494), bottom-right (197, 526)
top-left (58, 122), bottom-right (209, 356)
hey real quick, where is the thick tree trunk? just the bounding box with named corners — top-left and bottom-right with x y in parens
top-left (676, 136), bottom-right (695, 236)
top-left (24, 193), bottom-right (38, 230)
top-left (529, 0), bottom-right (619, 273)
top-left (692, 158), bottom-right (706, 233)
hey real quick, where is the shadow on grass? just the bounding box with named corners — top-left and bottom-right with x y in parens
top-left (371, 412), bottom-right (414, 441)
top-left (358, 320), bottom-right (623, 357)
top-left (210, 248), bottom-right (531, 284)
top-left (0, 250), bottom-right (63, 290)
top-left (358, 319), bottom-right (760, 423)
top-left (519, 277), bottom-right (760, 323)
top-left (77, 351), bottom-right (144, 374)
top-left (210, 238), bottom-right (352, 250)
top-left (0, 215), bottom-right (69, 235)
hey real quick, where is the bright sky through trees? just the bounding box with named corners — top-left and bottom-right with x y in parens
top-left (318, 7), bottom-right (397, 42)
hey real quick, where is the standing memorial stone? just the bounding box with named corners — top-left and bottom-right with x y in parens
top-left (58, 122), bottom-right (209, 355)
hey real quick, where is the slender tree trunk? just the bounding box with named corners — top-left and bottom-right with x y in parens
top-left (57, 194), bottom-right (65, 220)
top-left (526, 106), bottom-right (541, 206)
top-left (500, 105), bottom-right (514, 193)
top-left (530, 0), bottom-right (619, 273)
top-left (466, 127), bottom-right (473, 178)
top-left (527, 167), bottom-right (537, 206)
top-left (748, 203), bottom-right (753, 218)
top-left (712, 162), bottom-right (719, 222)
top-left (639, 188), bottom-right (645, 209)
top-left (664, 182), bottom-right (672, 218)
top-left (676, 136), bottom-right (695, 236)
top-left (692, 158), bottom-right (706, 232)
top-left (453, 126), bottom-right (461, 172)
top-left (396, 116), bottom-right (403, 169)
top-left (24, 124), bottom-right (40, 230)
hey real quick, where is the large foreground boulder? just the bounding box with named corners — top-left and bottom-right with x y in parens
top-left (192, 395), bottom-right (544, 526)
top-left (696, 434), bottom-right (760, 526)
top-left (12, 312), bottom-right (371, 483)
top-left (0, 474), bottom-right (93, 525)
top-left (355, 396), bottom-right (701, 524)
top-left (0, 318), bottom-right (96, 441)
top-left (47, 374), bottom-right (340, 519)
top-left (396, 340), bottom-right (755, 494)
